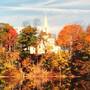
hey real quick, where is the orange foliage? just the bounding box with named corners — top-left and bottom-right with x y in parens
top-left (85, 35), bottom-right (90, 42)
top-left (57, 24), bottom-right (84, 46)
top-left (87, 25), bottom-right (90, 34)
top-left (4, 26), bottom-right (17, 48)
top-left (73, 42), bottom-right (84, 51)
top-left (3, 68), bottom-right (22, 86)
top-left (85, 25), bottom-right (90, 42)
top-left (22, 58), bottom-right (31, 67)
top-left (22, 26), bottom-right (36, 34)
top-left (9, 52), bottom-right (19, 60)
top-left (0, 47), bottom-right (5, 53)
top-left (0, 23), bottom-right (18, 50)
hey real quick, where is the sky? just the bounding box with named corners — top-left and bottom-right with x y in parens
top-left (0, 0), bottom-right (90, 34)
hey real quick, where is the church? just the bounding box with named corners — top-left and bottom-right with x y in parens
top-left (29, 16), bottom-right (61, 54)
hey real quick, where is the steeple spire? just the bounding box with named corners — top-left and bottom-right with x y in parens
top-left (44, 15), bottom-right (48, 33)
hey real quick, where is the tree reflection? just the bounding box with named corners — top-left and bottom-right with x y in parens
top-left (70, 76), bottom-right (90, 90)
top-left (0, 75), bottom-right (90, 90)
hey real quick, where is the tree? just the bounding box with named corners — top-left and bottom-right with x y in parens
top-left (19, 25), bottom-right (38, 58)
top-left (4, 26), bottom-right (18, 51)
top-left (0, 23), bottom-right (18, 51)
top-left (85, 25), bottom-right (90, 43)
top-left (0, 24), bottom-right (8, 47)
top-left (57, 24), bottom-right (90, 76)
top-left (57, 24), bottom-right (85, 47)
top-left (86, 25), bottom-right (90, 34)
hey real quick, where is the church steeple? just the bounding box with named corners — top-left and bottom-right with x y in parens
top-left (44, 15), bottom-right (48, 33)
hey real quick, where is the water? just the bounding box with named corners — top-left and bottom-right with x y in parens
top-left (0, 75), bottom-right (90, 90)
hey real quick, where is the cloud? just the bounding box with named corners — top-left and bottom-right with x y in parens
top-left (0, 0), bottom-right (90, 35)
top-left (74, 0), bottom-right (90, 1)
top-left (20, 0), bottom-right (56, 7)
top-left (66, 0), bottom-right (90, 2)
top-left (0, 5), bottom-right (90, 14)
top-left (0, 0), bottom-right (90, 13)
top-left (45, 0), bottom-right (90, 8)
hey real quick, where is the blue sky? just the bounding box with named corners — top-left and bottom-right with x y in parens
top-left (0, 0), bottom-right (90, 34)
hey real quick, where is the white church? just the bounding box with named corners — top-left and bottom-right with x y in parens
top-left (32, 16), bottom-right (61, 54)
top-left (16, 16), bottom-right (61, 54)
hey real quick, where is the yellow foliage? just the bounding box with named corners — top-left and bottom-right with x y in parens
top-left (22, 58), bottom-right (31, 67)
top-left (0, 47), bottom-right (5, 53)
top-left (51, 50), bottom-right (70, 67)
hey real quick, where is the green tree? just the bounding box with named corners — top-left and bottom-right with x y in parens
top-left (0, 26), bottom-right (7, 47)
top-left (19, 26), bottom-right (38, 58)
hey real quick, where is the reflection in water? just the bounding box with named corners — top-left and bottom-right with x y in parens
top-left (0, 75), bottom-right (90, 90)
top-left (70, 76), bottom-right (90, 90)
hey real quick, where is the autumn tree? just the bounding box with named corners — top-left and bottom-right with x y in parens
top-left (0, 25), bottom-right (7, 47)
top-left (85, 25), bottom-right (90, 44)
top-left (19, 25), bottom-right (38, 58)
top-left (0, 23), bottom-right (18, 51)
top-left (57, 24), bottom-right (90, 76)
top-left (57, 24), bottom-right (85, 48)
top-left (86, 25), bottom-right (90, 34)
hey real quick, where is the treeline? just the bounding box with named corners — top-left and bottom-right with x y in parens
top-left (0, 23), bottom-right (90, 76)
